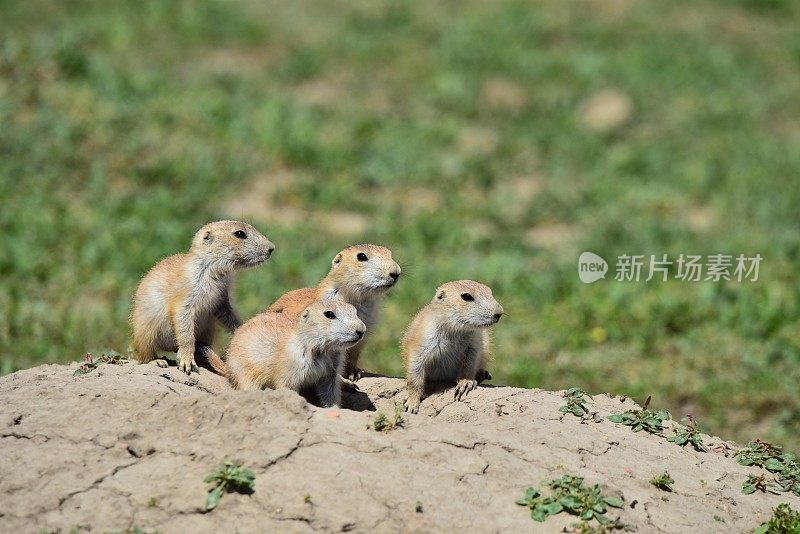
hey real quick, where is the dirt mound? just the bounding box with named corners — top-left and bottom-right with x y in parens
top-left (0, 362), bottom-right (789, 533)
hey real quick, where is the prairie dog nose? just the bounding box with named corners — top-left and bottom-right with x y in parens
top-left (354, 330), bottom-right (364, 340)
top-left (493, 304), bottom-right (504, 322)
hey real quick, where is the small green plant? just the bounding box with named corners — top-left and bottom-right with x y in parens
top-left (73, 351), bottom-right (128, 376)
top-left (743, 474), bottom-right (782, 495)
top-left (667, 415), bottom-right (707, 452)
top-left (146, 496), bottom-right (158, 508)
top-left (650, 472), bottom-right (674, 492)
top-left (607, 396), bottom-right (670, 435)
top-left (737, 440), bottom-right (800, 497)
top-left (755, 503), bottom-right (800, 534)
top-left (373, 403), bottom-right (405, 432)
top-left (777, 464), bottom-right (800, 496)
top-left (373, 412), bottom-right (389, 431)
top-left (738, 440), bottom-right (795, 472)
top-left (415, 501), bottom-right (423, 513)
top-left (560, 388), bottom-right (593, 419)
top-left (571, 518), bottom-right (635, 533)
top-left (204, 461), bottom-right (255, 511)
top-left (304, 493), bottom-right (312, 504)
top-left (515, 475), bottom-right (623, 525)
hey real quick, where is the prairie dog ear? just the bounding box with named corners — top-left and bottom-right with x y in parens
top-left (203, 230), bottom-right (213, 243)
top-left (332, 253), bottom-right (343, 267)
top-left (301, 309), bottom-right (310, 321)
top-left (436, 290), bottom-right (446, 302)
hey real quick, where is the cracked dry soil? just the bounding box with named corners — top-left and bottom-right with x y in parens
top-left (0, 362), bottom-right (791, 533)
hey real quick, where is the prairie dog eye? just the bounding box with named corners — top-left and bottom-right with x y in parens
top-left (356, 252), bottom-right (368, 262)
top-left (460, 293), bottom-right (474, 302)
top-left (233, 230), bottom-right (247, 239)
top-left (323, 311), bottom-right (336, 319)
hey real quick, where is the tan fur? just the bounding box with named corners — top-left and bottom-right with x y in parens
top-left (227, 298), bottom-right (366, 407)
top-left (130, 220), bottom-right (275, 375)
top-left (402, 280), bottom-right (504, 414)
top-left (268, 244), bottom-right (400, 381)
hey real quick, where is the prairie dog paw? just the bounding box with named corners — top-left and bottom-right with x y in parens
top-left (475, 369), bottom-right (492, 382)
top-left (454, 379), bottom-right (478, 401)
top-left (346, 367), bottom-right (363, 382)
top-left (177, 354), bottom-right (198, 375)
top-left (404, 395), bottom-right (421, 414)
top-left (150, 359), bottom-right (170, 368)
top-left (340, 377), bottom-right (360, 393)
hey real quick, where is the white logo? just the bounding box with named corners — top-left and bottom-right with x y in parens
top-left (578, 252), bottom-right (608, 284)
top-left (578, 252), bottom-right (762, 283)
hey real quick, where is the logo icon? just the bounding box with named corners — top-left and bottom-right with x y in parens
top-left (578, 252), bottom-right (608, 284)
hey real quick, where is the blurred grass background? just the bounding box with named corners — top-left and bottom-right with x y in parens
top-left (1, 0), bottom-right (799, 448)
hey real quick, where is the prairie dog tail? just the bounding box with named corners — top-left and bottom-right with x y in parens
top-left (195, 344), bottom-right (229, 377)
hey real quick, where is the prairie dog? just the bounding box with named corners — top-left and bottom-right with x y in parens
top-left (268, 244), bottom-right (400, 381)
top-left (402, 280), bottom-right (504, 414)
top-left (226, 298), bottom-right (366, 408)
top-left (131, 220), bottom-right (275, 375)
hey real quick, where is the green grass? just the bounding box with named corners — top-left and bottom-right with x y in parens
top-left (1, 0), bottom-right (799, 449)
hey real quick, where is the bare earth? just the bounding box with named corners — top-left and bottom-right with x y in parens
top-left (0, 362), bottom-right (790, 533)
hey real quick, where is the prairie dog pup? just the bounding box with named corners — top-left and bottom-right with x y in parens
top-left (268, 244), bottom-right (400, 381)
top-left (402, 280), bottom-right (504, 414)
top-left (226, 299), bottom-right (366, 408)
top-left (131, 220), bottom-right (275, 375)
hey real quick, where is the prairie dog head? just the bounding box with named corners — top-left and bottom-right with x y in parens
top-left (191, 220), bottom-right (275, 271)
top-left (327, 244), bottom-right (401, 296)
top-left (431, 280), bottom-right (504, 329)
top-left (298, 298), bottom-right (366, 351)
